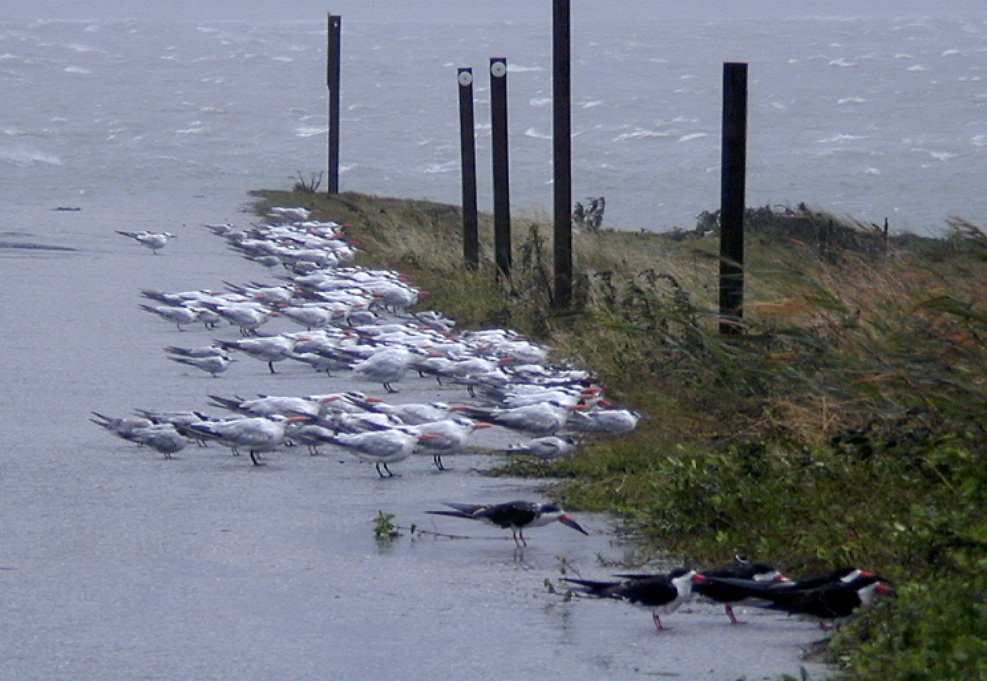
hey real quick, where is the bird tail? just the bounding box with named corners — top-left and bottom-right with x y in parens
top-left (207, 394), bottom-right (244, 411)
top-left (560, 578), bottom-right (621, 597)
top-left (168, 356), bottom-right (196, 368)
top-left (449, 404), bottom-right (492, 420)
top-left (425, 510), bottom-right (476, 520)
top-left (163, 346), bottom-right (196, 357)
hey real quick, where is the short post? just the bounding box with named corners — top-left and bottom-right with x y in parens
top-left (552, 0), bottom-right (572, 308)
top-left (490, 57), bottom-right (512, 278)
top-left (326, 13), bottom-right (342, 194)
top-left (719, 62), bottom-right (748, 334)
top-left (458, 68), bottom-right (479, 270)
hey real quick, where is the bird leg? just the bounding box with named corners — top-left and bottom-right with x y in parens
top-left (653, 613), bottom-right (666, 632)
top-left (519, 528), bottom-right (527, 547)
top-left (231, 447), bottom-right (240, 456)
top-left (726, 604), bottom-right (743, 625)
top-left (249, 450), bottom-right (263, 466)
top-left (268, 361), bottom-right (276, 374)
top-left (375, 462), bottom-right (386, 478)
top-left (511, 529), bottom-right (520, 547)
top-left (433, 454), bottom-right (446, 471)
top-left (382, 463), bottom-right (396, 477)
top-left (383, 382), bottom-right (398, 394)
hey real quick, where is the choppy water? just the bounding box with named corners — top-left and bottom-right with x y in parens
top-left (2, 13), bottom-right (986, 233)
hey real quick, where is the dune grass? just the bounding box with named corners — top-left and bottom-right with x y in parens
top-left (252, 189), bottom-right (987, 681)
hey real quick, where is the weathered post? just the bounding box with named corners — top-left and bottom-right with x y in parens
top-left (490, 57), bottom-right (511, 278)
top-left (719, 62), bottom-right (747, 334)
top-left (458, 68), bottom-right (479, 270)
top-left (552, 0), bottom-right (572, 308)
top-left (327, 13), bottom-right (342, 194)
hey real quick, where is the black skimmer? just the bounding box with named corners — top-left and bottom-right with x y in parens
top-left (703, 569), bottom-right (888, 627)
top-left (426, 500), bottom-right (589, 546)
top-left (677, 559), bottom-right (784, 624)
top-left (614, 556), bottom-right (788, 624)
top-left (563, 568), bottom-right (705, 632)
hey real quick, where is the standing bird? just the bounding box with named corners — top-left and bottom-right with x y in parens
top-left (426, 500), bottom-right (589, 546)
top-left (128, 424), bottom-right (188, 459)
top-left (167, 352), bottom-right (235, 377)
top-left (216, 336), bottom-right (295, 374)
top-left (139, 304), bottom-right (198, 331)
top-left (709, 573), bottom-right (893, 626)
top-left (450, 401), bottom-right (574, 435)
top-left (116, 230), bottom-right (176, 254)
top-left (184, 414), bottom-right (301, 466)
top-left (563, 568), bottom-right (705, 632)
top-left (617, 558), bottom-right (786, 625)
top-left (90, 412), bottom-right (153, 444)
top-left (323, 429), bottom-right (435, 478)
top-left (351, 347), bottom-right (415, 393)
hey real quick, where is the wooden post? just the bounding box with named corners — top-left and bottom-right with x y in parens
top-left (458, 68), bottom-right (479, 269)
top-left (327, 13), bottom-right (342, 194)
top-left (490, 57), bottom-right (511, 278)
top-left (552, 0), bottom-right (572, 308)
top-left (719, 62), bottom-right (747, 334)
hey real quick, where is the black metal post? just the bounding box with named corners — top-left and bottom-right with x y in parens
top-left (490, 57), bottom-right (511, 278)
top-left (327, 13), bottom-right (342, 194)
top-left (458, 68), bottom-right (479, 269)
top-left (552, 0), bottom-right (572, 308)
top-left (719, 62), bottom-right (747, 334)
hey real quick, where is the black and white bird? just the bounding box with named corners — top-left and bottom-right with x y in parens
top-left (426, 500), bottom-right (589, 546)
top-left (707, 572), bottom-right (892, 626)
top-left (618, 557), bottom-right (786, 625)
top-left (563, 568), bottom-right (705, 632)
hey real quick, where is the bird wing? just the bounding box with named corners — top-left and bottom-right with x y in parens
top-left (440, 502), bottom-right (487, 515)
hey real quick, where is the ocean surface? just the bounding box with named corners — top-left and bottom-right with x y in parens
top-left (2, 12), bottom-right (986, 234)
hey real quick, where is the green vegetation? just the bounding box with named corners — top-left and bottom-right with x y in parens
top-left (252, 189), bottom-right (987, 681)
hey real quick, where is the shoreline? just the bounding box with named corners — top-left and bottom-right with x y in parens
top-left (249, 187), bottom-right (987, 681)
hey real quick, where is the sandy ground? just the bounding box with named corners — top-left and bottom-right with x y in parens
top-left (0, 197), bottom-right (831, 681)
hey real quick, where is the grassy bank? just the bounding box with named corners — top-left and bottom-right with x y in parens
top-left (252, 189), bottom-right (987, 681)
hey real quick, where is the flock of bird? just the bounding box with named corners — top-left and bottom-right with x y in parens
top-left (99, 205), bottom-right (639, 479)
top-left (100, 207), bottom-right (892, 636)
